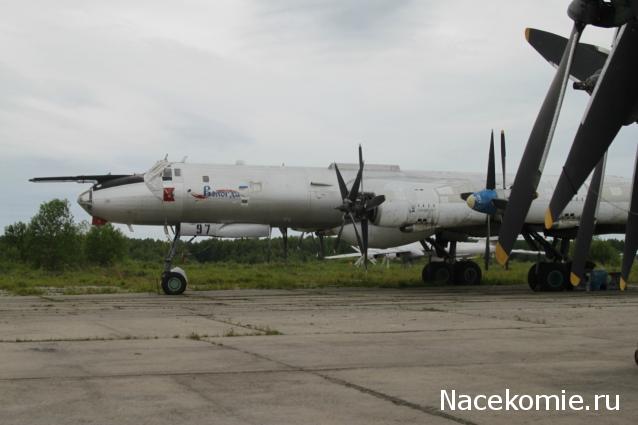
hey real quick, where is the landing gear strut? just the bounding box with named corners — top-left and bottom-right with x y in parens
top-left (421, 238), bottom-right (482, 285)
top-left (161, 223), bottom-right (188, 295)
top-left (524, 229), bottom-right (573, 292)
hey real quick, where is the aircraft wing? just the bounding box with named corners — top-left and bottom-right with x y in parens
top-left (29, 175), bottom-right (131, 184)
top-left (324, 253), bottom-right (364, 260)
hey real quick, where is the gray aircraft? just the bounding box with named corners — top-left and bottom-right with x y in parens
top-left (31, 145), bottom-right (631, 295)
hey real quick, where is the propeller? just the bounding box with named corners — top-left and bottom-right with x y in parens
top-left (620, 147), bottom-right (638, 291)
top-left (545, 21), bottom-right (638, 229)
top-left (332, 145), bottom-right (386, 269)
top-left (461, 130), bottom-right (508, 270)
top-left (570, 153), bottom-right (607, 287)
top-left (495, 20), bottom-right (585, 266)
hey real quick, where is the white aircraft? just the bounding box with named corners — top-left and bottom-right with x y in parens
top-left (31, 146), bottom-right (630, 294)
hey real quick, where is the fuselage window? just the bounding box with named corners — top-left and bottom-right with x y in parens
top-left (162, 168), bottom-right (173, 181)
top-left (250, 182), bottom-right (262, 192)
top-left (203, 175), bottom-right (209, 183)
top-left (174, 168), bottom-right (181, 177)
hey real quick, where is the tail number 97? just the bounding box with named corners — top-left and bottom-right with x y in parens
top-left (196, 224), bottom-right (211, 235)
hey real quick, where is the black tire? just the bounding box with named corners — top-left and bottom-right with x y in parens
top-left (161, 271), bottom-right (187, 295)
top-left (422, 263), bottom-right (434, 283)
top-left (454, 261), bottom-right (482, 285)
top-left (433, 263), bottom-right (452, 284)
top-left (539, 263), bottom-right (567, 292)
top-left (528, 264), bottom-right (540, 292)
top-left (635, 349), bottom-right (638, 366)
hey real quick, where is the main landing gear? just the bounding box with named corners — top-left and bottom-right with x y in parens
top-left (420, 238), bottom-right (482, 285)
top-left (523, 229), bottom-right (576, 292)
top-left (161, 223), bottom-right (188, 295)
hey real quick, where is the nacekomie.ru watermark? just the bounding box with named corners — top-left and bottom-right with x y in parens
top-left (441, 389), bottom-right (620, 412)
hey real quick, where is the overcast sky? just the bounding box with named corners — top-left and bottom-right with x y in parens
top-left (1, 0), bottom-right (636, 239)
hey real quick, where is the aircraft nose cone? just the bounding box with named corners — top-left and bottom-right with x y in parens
top-left (77, 189), bottom-right (92, 214)
top-left (466, 194), bottom-right (476, 210)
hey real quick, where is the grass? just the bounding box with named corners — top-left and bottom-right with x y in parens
top-left (0, 258), bottom-right (634, 296)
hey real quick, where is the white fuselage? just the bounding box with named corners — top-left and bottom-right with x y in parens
top-left (82, 161), bottom-right (630, 248)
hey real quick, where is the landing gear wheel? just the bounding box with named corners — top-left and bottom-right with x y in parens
top-left (539, 263), bottom-right (568, 292)
top-left (635, 349), bottom-right (638, 366)
top-left (422, 263), bottom-right (433, 283)
top-left (422, 263), bottom-right (452, 284)
top-left (528, 265), bottom-right (540, 292)
top-left (161, 271), bottom-right (187, 295)
top-left (433, 263), bottom-right (452, 284)
top-left (454, 261), bottom-right (482, 285)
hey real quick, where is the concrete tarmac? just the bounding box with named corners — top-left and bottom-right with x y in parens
top-left (1, 285), bottom-right (637, 424)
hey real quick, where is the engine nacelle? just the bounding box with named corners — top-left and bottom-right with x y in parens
top-left (373, 199), bottom-right (411, 227)
top-left (367, 179), bottom-right (440, 228)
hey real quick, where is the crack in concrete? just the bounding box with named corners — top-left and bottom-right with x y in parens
top-left (206, 339), bottom-right (479, 425)
top-left (318, 373), bottom-right (479, 425)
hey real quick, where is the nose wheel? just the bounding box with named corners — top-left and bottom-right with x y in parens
top-left (161, 224), bottom-right (188, 295)
top-left (162, 269), bottom-right (187, 295)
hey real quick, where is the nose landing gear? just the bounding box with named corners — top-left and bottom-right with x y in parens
top-left (161, 223), bottom-right (188, 295)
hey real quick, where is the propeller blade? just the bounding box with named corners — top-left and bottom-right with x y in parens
top-left (495, 23), bottom-right (584, 266)
top-left (570, 153), bottom-right (607, 287)
top-left (485, 216), bottom-right (491, 271)
top-left (545, 22), bottom-right (638, 228)
top-left (621, 148), bottom-right (638, 290)
top-left (487, 130), bottom-right (496, 190)
top-left (500, 130), bottom-right (506, 189)
top-left (348, 167), bottom-right (363, 203)
top-left (348, 212), bottom-right (364, 256)
top-left (333, 163), bottom-right (349, 200)
top-left (361, 218), bottom-right (369, 270)
top-left (365, 194), bottom-right (386, 211)
top-left (358, 144), bottom-right (365, 194)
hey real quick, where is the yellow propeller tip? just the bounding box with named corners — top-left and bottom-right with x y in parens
top-left (495, 243), bottom-right (509, 266)
top-left (570, 272), bottom-right (581, 287)
top-left (525, 28), bottom-right (531, 42)
top-left (620, 277), bottom-right (627, 291)
top-left (544, 208), bottom-right (554, 230)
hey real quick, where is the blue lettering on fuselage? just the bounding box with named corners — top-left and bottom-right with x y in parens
top-left (198, 185), bottom-right (240, 200)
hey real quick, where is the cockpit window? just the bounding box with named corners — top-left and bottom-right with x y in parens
top-left (162, 167), bottom-right (172, 181)
top-left (202, 175), bottom-right (209, 183)
top-left (174, 168), bottom-right (181, 177)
